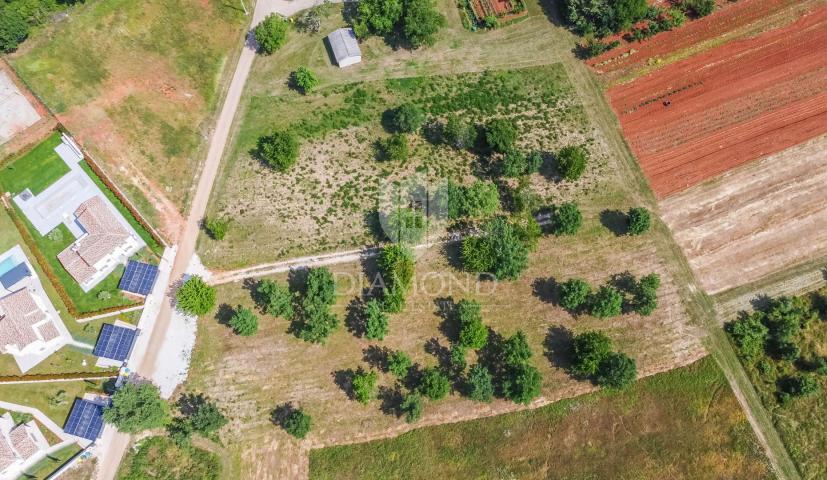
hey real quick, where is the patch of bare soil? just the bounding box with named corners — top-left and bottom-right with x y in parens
top-left (660, 135), bottom-right (827, 295)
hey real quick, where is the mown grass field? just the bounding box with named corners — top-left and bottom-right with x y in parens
top-left (9, 0), bottom-right (248, 231)
top-left (309, 357), bottom-right (770, 480)
top-left (0, 131), bottom-right (68, 196)
top-left (116, 436), bottom-right (221, 480)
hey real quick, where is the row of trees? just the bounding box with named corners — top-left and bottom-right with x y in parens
top-left (570, 330), bottom-right (637, 388)
top-left (559, 272), bottom-right (661, 318)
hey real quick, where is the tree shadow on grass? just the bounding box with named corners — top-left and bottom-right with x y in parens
top-left (424, 337), bottom-right (452, 372)
top-left (531, 277), bottom-right (560, 305)
top-left (434, 297), bottom-right (459, 342)
top-left (750, 293), bottom-right (773, 312)
top-left (441, 241), bottom-right (465, 272)
top-left (544, 325), bottom-right (575, 373)
top-left (600, 209), bottom-right (628, 236)
top-left (270, 402), bottom-right (298, 427)
top-left (215, 303), bottom-right (235, 329)
top-left (363, 344), bottom-right (389, 372)
top-left (378, 385), bottom-right (404, 417)
top-left (345, 296), bottom-right (367, 337)
top-left (332, 368), bottom-right (356, 401)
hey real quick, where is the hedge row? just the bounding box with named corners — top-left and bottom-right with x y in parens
top-left (0, 370), bottom-right (117, 383)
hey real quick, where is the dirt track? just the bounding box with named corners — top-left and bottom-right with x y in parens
top-left (608, 7), bottom-right (827, 197)
top-left (660, 135), bottom-right (827, 294)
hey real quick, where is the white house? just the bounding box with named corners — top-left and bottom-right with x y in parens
top-left (328, 28), bottom-right (362, 68)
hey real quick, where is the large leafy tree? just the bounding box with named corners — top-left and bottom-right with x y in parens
top-left (443, 180), bottom-right (500, 220)
top-left (402, 0), bottom-right (445, 48)
top-left (282, 408), bottom-right (312, 439)
top-left (254, 13), bottom-right (289, 54)
top-left (485, 119), bottom-right (518, 153)
top-left (627, 207), bottom-right (651, 235)
top-left (377, 244), bottom-right (415, 312)
top-left (363, 299), bottom-right (389, 340)
top-left (419, 367), bottom-right (451, 400)
top-left (502, 363), bottom-right (542, 405)
top-left (388, 103), bottom-right (425, 133)
top-left (466, 364), bottom-right (494, 402)
top-left (551, 202), bottom-right (582, 236)
top-left (0, 9), bottom-right (28, 53)
top-left (104, 383), bottom-right (170, 433)
top-left (294, 268), bottom-right (339, 343)
top-left (353, 0), bottom-right (404, 37)
top-left (725, 312), bottom-right (769, 361)
top-left (257, 131), bottom-right (299, 171)
top-left (176, 276), bottom-right (216, 316)
top-left (559, 278), bottom-right (592, 312)
top-left (352, 369), bottom-right (378, 404)
top-left (590, 285), bottom-right (623, 318)
top-left (596, 352), bottom-right (637, 389)
top-left (462, 217), bottom-right (530, 281)
top-left (556, 145), bottom-right (589, 180)
top-left (255, 279), bottom-right (294, 319)
top-left (571, 330), bottom-right (612, 376)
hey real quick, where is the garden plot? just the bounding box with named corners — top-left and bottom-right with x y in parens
top-left (660, 135), bottom-right (827, 295)
top-left (202, 65), bottom-right (611, 268)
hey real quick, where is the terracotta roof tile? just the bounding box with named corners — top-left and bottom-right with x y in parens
top-left (9, 426), bottom-right (37, 459)
top-left (0, 289), bottom-right (47, 351)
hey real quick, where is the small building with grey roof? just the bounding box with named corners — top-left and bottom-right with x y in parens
top-left (327, 28), bottom-right (362, 68)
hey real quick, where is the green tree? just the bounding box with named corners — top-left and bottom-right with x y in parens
top-left (402, 0), bottom-right (445, 48)
top-left (501, 150), bottom-right (542, 177)
top-left (444, 181), bottom-right (500, 219)
top-left (204, 217), bottom-right (230, 240)
top-left (442, 115), bottom-right (476, 149)
top-left (400, 393), bottom-right (423, 423)
top-left (502, 364), bottom-right (542, 404)
top-left (551, 202), bottom-right (582, 236)
top-left (363, 299), bottom-right (389, 340)
top-left (466, 364), bottom-right (494, 402)
top-left (256, 280), bottom-right (294, 319)
top-left (377, 244), bottom-right (415, 312)
top-left (778, 374), bottom-right (819, 404)
top-left (385, 206), bottom-right (425, 244)
top-left (590, 285), bottom-right (623, 318)
top-left (179, 394), bottom-right (228, 435)
top-left (104, 383), bottom-right (170, 433)
top-left (571, 330), bottom-right (612, 376)
top-left (387, 350), bottom-right (412, 378)
top-left (378, 133), bottom-right (409, 162)
top-left (352, 369), bottom-right (378, 404)
top-left (596, 352), bottom-right (637, 389)
top-left (627, 207), bottom-right (651, 235)
top-left (230, 306), bottom-right (259, 336)
top-left (632, 273), bottom-right (660, 316)
top-left (725, 312), bottom-right (769, 361)
top-left (388, 103), bottom-right (425, 133)
top-left (254, 14), bottom-right (289, 54)
top-left (419, 367), bottom-right (451, 400)
top-left (292, 66), bottom-right (319, 94)
top-left (176, 276), bottom-right (216, 316)
top-left (559, 278), bottom-right (592, 312)
top-left (0, 9), bottom-right (28, 53)
top-left (461, 217), bottom-right (529, 281)
top-left (556, 145), bottom-right (588, 180)
top-left (167, 417), bottom-right (193, 447)
top-left (485, 119), bottom-right (518, 153)
top-left (613, 0), bottom-right (648, 30)
top-left (502, 330), bottom-right (532, 366)
top-left (282, 408), bottom-right (312, 439)
top-left (456, 299), bottom-right (488, 349)
top-left (295, 268), bottom-right (339, 343)
top-left (257, 131), bottom-right (299, 171)
top-left (353, 0), bottom-right (403, 37)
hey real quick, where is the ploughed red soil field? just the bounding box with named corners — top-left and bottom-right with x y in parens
top-left (608, 7), bottom-right (827, 198)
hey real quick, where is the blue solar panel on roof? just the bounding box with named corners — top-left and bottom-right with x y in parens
top-left (119, 260), bottom-right (159, 296)
top-left (93, 324), bottom-right (137, 361)
top-left (64, 399), bottom-right (104, 441)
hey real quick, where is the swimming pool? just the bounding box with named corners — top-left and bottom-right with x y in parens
top-left (0, 256), bottom-right (18, 277)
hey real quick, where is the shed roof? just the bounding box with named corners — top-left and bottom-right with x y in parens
top-left (328, 28), bottom-right (361, 63)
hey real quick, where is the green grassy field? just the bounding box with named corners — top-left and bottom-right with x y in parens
top-left (309, 357), bottom-right (770, 479)
top-left (0, 380), bottom-right (105, 425)
top-left (21, 443), bottom-right (82, 480)
top-left (116, 436), bottom-right (221, 480)
top-left (0, 132), bottom-right (68, 196)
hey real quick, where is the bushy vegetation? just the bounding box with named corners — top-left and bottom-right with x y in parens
top-left (363, 299), bottom-right (389, 340)
top-left (461, 216), bottom-right (532, 281)
top-left (466, 363), bottom-right (494, 402)
top-left (442, 115), bottom-right (476, 149)
top-left (292, 66), bottom-right (320, 94)
top-left (387, 350), bottom-right (412, 378)
top-left (556, 145), bottom-right (589, 180)
top-left (104, 382), bottom-right (169, 433)
top-left (595, 351), bottom-right (637, 389)
top-left (387, 103), bottom-right (426, 133)
top-left (376, 244), bottom-right (415, 313)
top-left (1, 0), bottom-right (84, 52)
top-left (254, 13), bottom-right (289, 54)
top-left (377, 133), bottom-right (409, 162)
top-left (257, 130), bottom-right (300, 171)
top-left (385, 206), bottom-right (424, 243)
top-left (456, 299), bottom-right (489, 349)
top-left (293, 267), bottom-right (339, 343)
top-left (419, 367), bottom-right (451, 400)
top-left (229, 305), bottom-right (259, 336)
top-left (169, 393), bottom-right (228, 445)
top-left (119, 436), bottom-right (221, 480)
top-left (255, 279), bottom-right (294, 319)
top-left (485, 118), bottom-right (518, 153)
top-left (681, 0), bottom-right (715, 17)
top-left (550, 202), bottom-right (582, 236)
top-left (400, 392), bottom-right (423, 423)
top-left (442, 180), bottom-right (500, 220)
top-left (563, 0), bottom-right (648, 37)
top-left (589, 285), bottom-right (623, 318)
top-left (558, 273), bottom-right (662, 318)
top-left (353, 0), bottom-right (445, 49)
top-left (282, 407), bottom-right (312, 439)
top-left (176, 276), bottom-right (216, 316)
top-left (204, 217), bottom-right (230, 240)
top-left (352, 368), bottom-right (378, 404)
top-left (501, 150), bottom-right (542, 177)
top-left (559, 278), bottom-right (592, 312)
top-left (627, 207), bottom-right (651, 235)
top-left (571, 330), bottom-right (637, 389)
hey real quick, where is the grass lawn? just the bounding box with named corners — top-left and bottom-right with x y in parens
top-left (0, 132), bottom-right (68, 196)
top-left (0, 380), bottom-right (105, 425)
top-left (21, 443), bottom-right (82, 480)
top-left (309, 357), bottom-right (771, 479)
top-left (116, 436), bottom-right (221, 480)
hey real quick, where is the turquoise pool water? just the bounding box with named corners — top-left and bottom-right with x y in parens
top-left (0, 256), bottom-right (17, 277)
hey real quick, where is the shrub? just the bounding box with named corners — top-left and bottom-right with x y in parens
top-left (778, 374), bottom-right (819, 404)
top-left (377, 244), bottom-right (415, 312)
top-left (400, 393), bottom-right (423, 423)
top-left (282, 408), bottom-right (312, 439)
top-left (559, 278), bottom-right (592, 312)
top-left (0, 9), bottom-right (28, 53)
top-left (590, 285), bottom-right (623, 318)
top-left (725, 312), bottom-right (769, 361)
top-left (501, 150), bottom-right (541, 177)
top-left (450, 344), bottom-right (468, 372)
top-left (556, 145), bottom-right (588, 180)
top-left (204, 217), bottom-right (230, 240)
top-left (292, 66), bottom-right (319, 94)
top-left (388, 103), bottom-right (426, 133)
top-left (419, 367), bottom-right (451, 400)
top-left (229, 306), bottom-right (259, 336)
top-left (254, 14), bottom-right (289, 54)
top-left (571, 330), bottom-right (612, 376)
top-left (502, 363), bottom-right (542, 405)
top-left (632, 273), bottom-right (660, 316)
top-left (596, 352), bottom-right (637, 389)
top-left (183, 396), bottom-right (227, 435)
top-left (176, 276), bottom-right (216, 316)
top-left (582, 38), bottom-right (620, 58)
top-left (551, 202), bottom-right (582, 236)
top-left (443, 181), bottom-right (500, 219)
top-left (257, 131), bottom-right (299, 171)
top-left (363, 299), bottom-right (389, 340)
top-left (402, 0), bottom-right (445, 48)
top-left (456, 299), bottom-right (488, 349)
top-left (461, 217), bottom-right (529, 281)
top-left (385, 206), bottom-right (424, 244)
top-left (466, 364), bottom-right (494, 402)
top-left (352, 369), bottom-right (378, 404)
top-left (627, 207), bottom-right (651, 235)
top-left (255, 280), bottom-right (294, 319)
top-left (483, 14), bottom-right (498, 29)
top-left (294, 268), bottom-right (339, 343)
top-left (97, 291), bottom-right (112, 301)
top-left (681, 0), bottom-right (714, 17)
top-left (613, 0), bottom-right (649, 30)
top-left (442, 115), bottom-right (476, 149)
top-left (295, 8), bottom-right (321, 33)
top-left (503, 330), bottom-right (532, 366)
top-left (378, 133), bottom-right (409, 162)
top-left (167, 417), bottom-right (193, 447)
top-left (104, 383), bottom-right (170, 433)
top-left (387, 351), bottom-right (412, 378)
top-left (485, 119), bottom-right (518, 153)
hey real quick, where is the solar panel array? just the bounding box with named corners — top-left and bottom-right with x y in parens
top-left (118, 260), bottom-right (159, 296)
top-left (93, 324), bottom-right (137, 361)
top-left (64, 399), bottom-right (104, 441)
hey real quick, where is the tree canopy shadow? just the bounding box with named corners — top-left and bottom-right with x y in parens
top-left (345, 296), bottom-right (367, 337)
top-left (363, 345), bottom-right (390, 371)
top-left (215, 303), bottom-right (235, 328)
top-left (332, 369), bottom-right (356, 401)
top-left (544, 325), bottom-right (575, 372)
top-left (600, 209), bottom-right (628, 236)
top-left (531, 277), bottom-right (560, 305)
top-left (270, 402), bottom-right (299, 427)
top-left (434, 297), bottom-right (459, 342)
top-left (750, 293), bottom-right (773, 312)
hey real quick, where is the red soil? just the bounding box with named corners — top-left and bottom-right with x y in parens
top-left (588, 0), bottom-right (813, 80)
top-left (608, 7), bottom-right (827, 197)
